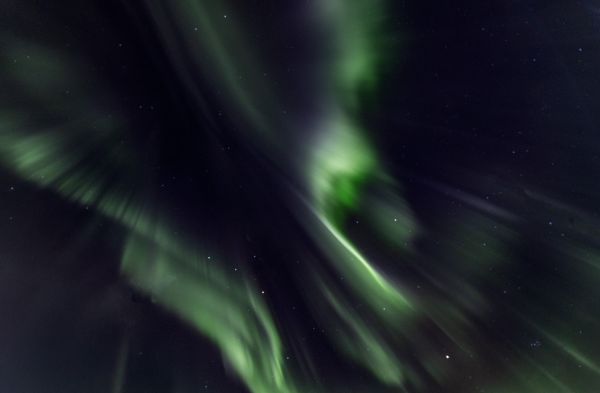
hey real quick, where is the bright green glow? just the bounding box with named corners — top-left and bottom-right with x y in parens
top-left (311, 118), bottom-right (378, 225)
top-left (307, 0), bottom-right (415, 319)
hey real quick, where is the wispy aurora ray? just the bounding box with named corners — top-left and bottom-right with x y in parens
top-left (121, 234), bottom-right (296, 393)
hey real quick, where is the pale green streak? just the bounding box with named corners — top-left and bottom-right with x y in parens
top-left (122, 234), bottom-right (301, 393)
top-left (316, 0), bottom-right (388, 108)
top-left (111, 335), bottom-right (129, 393)
top-left (321, 284), bottom-right (405, 385)
top-left (143, 0), bottom-right (277, 141)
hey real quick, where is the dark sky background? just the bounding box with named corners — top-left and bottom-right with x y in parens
top-left (1, 1), bottom-right (599, 392)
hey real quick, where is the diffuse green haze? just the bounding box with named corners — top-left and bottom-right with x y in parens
top-left (315, 0), bottom-right (390, 108)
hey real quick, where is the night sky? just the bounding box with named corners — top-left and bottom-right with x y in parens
top-left (1, 1), bottom-right (600, 392)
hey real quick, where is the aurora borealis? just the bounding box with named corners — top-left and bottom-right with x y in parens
top-left (1, 0), bottom-right (600, 392)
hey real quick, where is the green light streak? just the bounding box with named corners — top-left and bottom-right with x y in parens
top-left (143, 0), bottom-right (278, 141)
top-left (111, 335), bottom-right (129, 393)
top-left (321, 285), bottom-right (405, 385)
top-left (318, 214), bottom-right (412, 316)
top-left (121, 234), bottom-right (301, 393)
